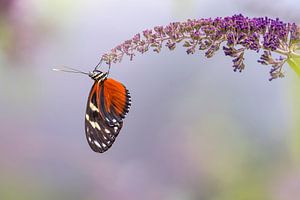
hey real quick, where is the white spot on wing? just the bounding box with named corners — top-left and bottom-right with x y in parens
top-left (94, 141), bottom-right (101, 148)
top-left (114, 126), bottom-right (118, 132)
top-left (88, 137), bottom-right (92, 142)
top-left (89, 102), bottom-right (99, 112)
top-left (94, 122), bottom-right (101, 130)
top-left (90, 121), bottom-right (96, 129)
top-left (89, 120), bottom-right (101, 131)
top-left (104, 128), bottom-right (110, 134)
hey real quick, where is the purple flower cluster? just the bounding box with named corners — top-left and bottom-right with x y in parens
top-left (100, 14), bottom-right (300, 80)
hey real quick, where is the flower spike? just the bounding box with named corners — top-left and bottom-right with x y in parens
top-left (101, 14), bottom-right (300, 80)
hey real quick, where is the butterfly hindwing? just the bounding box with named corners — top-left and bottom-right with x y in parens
top-left (85, 78), bottom-right (131, 153)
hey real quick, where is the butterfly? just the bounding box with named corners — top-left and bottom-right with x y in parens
top-left (53, 64), bottom-right (131, 153)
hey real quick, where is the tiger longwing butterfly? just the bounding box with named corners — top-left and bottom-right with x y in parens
top-left (54, 65), bottom-right (131, 153)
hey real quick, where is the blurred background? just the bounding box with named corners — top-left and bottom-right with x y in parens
top-left (1, 0), bottom-right (300, 199)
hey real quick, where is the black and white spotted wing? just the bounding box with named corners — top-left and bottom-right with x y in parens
top-left (85, 78), bottom-right (131, 153)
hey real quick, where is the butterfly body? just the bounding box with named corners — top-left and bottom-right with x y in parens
top-left (85, 70), bottom-right (131, 153)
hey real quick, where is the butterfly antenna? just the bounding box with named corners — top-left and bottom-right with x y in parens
top-left (52, 66), bottom-right (90, 75)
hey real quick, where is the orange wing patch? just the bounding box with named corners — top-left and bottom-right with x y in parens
top-left (102, 78), bottom-right (130, 118)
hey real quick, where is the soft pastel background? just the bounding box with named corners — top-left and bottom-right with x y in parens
top-left (1, 0), bottom-right (300, 199)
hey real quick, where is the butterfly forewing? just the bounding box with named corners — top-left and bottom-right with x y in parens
top-left (85, 78), bottom-right (131, 153)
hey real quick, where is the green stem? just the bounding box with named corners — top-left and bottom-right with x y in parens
top-left (291, 52), bottom-right (300, 58)
top-left (287, 57), bottom-right (300, 77)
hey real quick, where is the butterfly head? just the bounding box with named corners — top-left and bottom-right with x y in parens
top-left (89, 70), bottom-right (108, 82)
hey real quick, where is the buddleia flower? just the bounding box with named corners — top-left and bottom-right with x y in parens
top-left (100, 14), bottom-right (300, 81)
